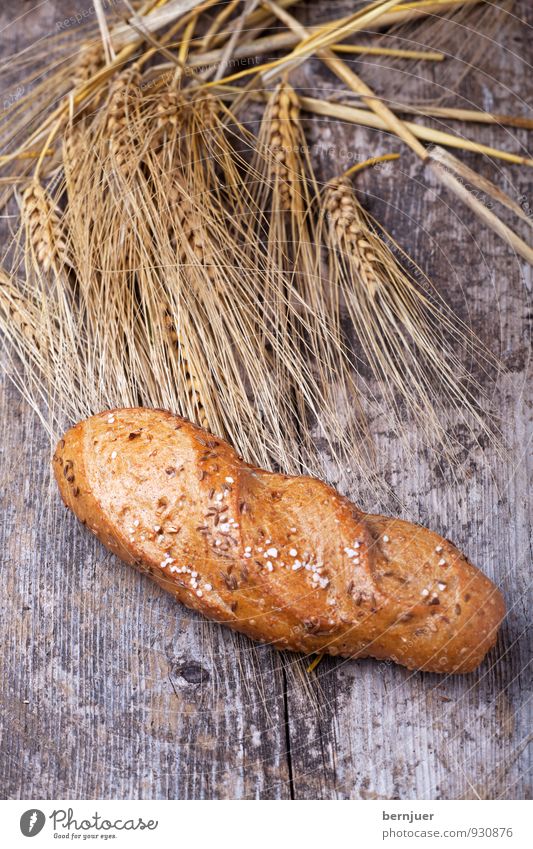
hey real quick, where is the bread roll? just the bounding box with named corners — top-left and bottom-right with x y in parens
top-left (53, 408), bottom-right (505, 673)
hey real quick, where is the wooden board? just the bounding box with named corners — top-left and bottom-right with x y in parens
top-left (0, 0), bottom-right (531, 800)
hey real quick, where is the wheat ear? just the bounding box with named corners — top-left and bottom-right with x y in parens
top-left (104, 65), bottom-right (142, 169)
top-left (162, 305), bottom-right (211, 432)
top-left (0, 268), bottom-right (45, 353)
top-left (322, 176), bottom-right (495, 446)
top-left (21, 180), bottom-right (69, 273)
top-left (250, 82), bottom-right (372, 472)
top-left (73, 41), bottom-right (105, 90)
top-left (0, 268), bottom-right (62, 434)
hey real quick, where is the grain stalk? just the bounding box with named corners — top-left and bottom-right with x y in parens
top-left (0, 269), bottom-right (46, 356)
top-left (0, 268), bottom-right (79, 434)
top-left (320, 175), bottom-right (495, 446)
top-left (252, 82), bottom-right (369, 462)
top-left (21, 180), bottom-right (69, 274)
top-left (162, 304), bottom-right (211, 431)
top-left (297, 97), bottom-right (533, 169)
top-left (73, 41), bottom-right (105, 89)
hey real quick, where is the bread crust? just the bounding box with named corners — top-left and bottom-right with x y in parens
top-left (53, 408), bottom-right (505, 673)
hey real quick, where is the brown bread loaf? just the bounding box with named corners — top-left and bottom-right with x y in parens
top-left (53, 408), bottom-right (505, 673)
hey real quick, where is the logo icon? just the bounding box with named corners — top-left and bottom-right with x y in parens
top-left (20, 810), bottom-right (46, 837)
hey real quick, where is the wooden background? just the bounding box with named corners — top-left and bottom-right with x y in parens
top-left (0, 1), bottom-right (531, 799)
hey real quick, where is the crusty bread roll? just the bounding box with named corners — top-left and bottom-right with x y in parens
top-left (53, 408), bottom-right (505, 673)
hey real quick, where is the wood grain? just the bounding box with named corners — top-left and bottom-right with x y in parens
top-left (0, 0), bottom-right (531, 799)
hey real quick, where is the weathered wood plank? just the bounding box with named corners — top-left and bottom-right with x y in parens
top-left (0, 0), bottom-right (531, 800)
